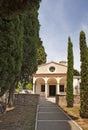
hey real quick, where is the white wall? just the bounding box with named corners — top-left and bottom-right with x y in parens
top-left (73, 78), bottom-right (80, 95)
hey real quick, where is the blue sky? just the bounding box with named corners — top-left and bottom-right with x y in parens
top-left (38, 0), bottom-right (88, 71)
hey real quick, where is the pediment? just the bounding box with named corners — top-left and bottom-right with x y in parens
top-left (36, 61), bottom-right (67, 74)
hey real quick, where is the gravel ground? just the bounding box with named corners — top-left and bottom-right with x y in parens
top-left (0, 95), bottom-right (39, 130)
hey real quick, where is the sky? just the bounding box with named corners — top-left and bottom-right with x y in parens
top-left (38, 0), bottom-right (88, 71)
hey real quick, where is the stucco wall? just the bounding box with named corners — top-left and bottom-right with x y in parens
top-left (36, 62), bottom-right (67, 74)
top-left (33, 62), bottom-right (81, 97)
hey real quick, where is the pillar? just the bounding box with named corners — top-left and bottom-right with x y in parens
top-left (57, 83), bottom-right (60, 94)
top-left (33, 83), bottom-right (36, 94)
top-left (45, 78), bottom-right (48, 99)
top-left (33, 77), bottom-right (36, 94)
top-left (45, 83), bottom-right (48, 98)
top-left (56, 78), bottom-right (61, 94)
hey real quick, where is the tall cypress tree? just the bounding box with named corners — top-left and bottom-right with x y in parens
top-left (66, 37), bottom-right (74, 107)
top-left (21, 2), bottom-right (42, 87)
top-left (0, 0), bottom-right (42, 107)
top-left (79, 31), bottom-right (88, 118)
top-left (0, 15), bottom-right (24, 106)
top-left (0, 0), bottom-right (41, 16)
top-left (37, 39), bottom-right (47, 65)
top-left (8, 15), bottom-right (24, 106)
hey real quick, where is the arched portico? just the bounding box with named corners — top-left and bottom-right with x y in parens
top-left (33, 76), bottom-right (66, 98)
top-left (33, 61), bottom-right (81, 98)
top-left (59, 77), bottom-right (67, 94)
top-left (34, 78), bottom-right (45, 96)
top-left (47, 78), bottom-right (57, 97)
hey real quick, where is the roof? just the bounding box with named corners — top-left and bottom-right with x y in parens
top-left (38, 61), bottom-right (67, 68)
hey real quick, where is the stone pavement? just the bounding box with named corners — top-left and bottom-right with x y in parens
top-left (35, 97), bottom-right (82, 130)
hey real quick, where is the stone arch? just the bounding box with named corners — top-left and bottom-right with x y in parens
top-left (47, 77), bottom-right (57, 85)
top-left (47, 78), bottom-right (57, 96)
top-left (59, 77), bottom-right (66, 93)
top-left (35, 77), bottom-right (45, 84)
top-left (35, 78), bottom-right (45, 96)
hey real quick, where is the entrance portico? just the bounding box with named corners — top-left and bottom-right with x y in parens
top-left (33, 61), bottom-right (67, 98)
top-left (33, 61), bottom-right (81, 98)
top-left (33, 77), bottom-right (63, 98)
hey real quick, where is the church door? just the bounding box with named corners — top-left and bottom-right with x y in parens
top-left (49, 85), bottom-right (56, 96)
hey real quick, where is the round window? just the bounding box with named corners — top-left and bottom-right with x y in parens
top-left (49, 66), bottom-right (55, 72)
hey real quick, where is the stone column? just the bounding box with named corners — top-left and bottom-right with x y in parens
top-left (45, 83), bottom-right (48, 98)
top-left (45, 78), bottom-right (48, 99)
top-left (57, 83), bottom-right (60, 94)
top-left (56, 78), bottom-right (61, 94)
top-left (33, 77), bottom-right (36, 94)
top-left (33, 83), bottom-right (36, 94)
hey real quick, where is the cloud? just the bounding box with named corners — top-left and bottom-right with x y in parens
top-left (38, 0), bottom-right (88, 71)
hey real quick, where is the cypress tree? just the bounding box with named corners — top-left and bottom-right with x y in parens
top-left (0, 0), bottom-right (42, 106)
top-left (21, 2), bottom-right (41, 87)
top-left (8, 15), bottom-right (24, 106)
top-left (0, 17), bottom-right (10, 96)
top-left (0, 0), bottom-right (41, 16)
top-left (66, 37), bottom-right (74, 107)
top-left (37, 39), bottom-right (47, 65)
top-left (0, 15), bottom-right (24, 105)
top-left (73, 69), bottom-right (80, 76)
top-left (79, 31), bottom-right (88, 118)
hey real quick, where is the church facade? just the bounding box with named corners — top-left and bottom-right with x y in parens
top-left (33, 61), bottom-right (80, 98)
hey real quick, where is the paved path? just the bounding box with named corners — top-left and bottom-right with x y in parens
top-left (35, 97), bottom-right (82, 130)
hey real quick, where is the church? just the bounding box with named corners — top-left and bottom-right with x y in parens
top-left (33, 61), bottom-right (80, 98)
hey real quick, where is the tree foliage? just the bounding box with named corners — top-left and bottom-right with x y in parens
top-left (0, 15), bottom-right (23, 98)
top-left (79, 30), bottom-right (88, 118)
top-left (0, 0), bottom-right (44, 106)
top-left (73, 69), bottom-right (80, 76)
top-left (0, 0), bottom-right (41, 16)
top-left (66, 37), bottom-right (74, 107)
top-left (21, 7), bottom-right (40, 86)
top-left (37, 39), bottom-right (47, 65)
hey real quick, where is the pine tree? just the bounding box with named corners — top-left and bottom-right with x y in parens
top-left (79, 31), bottom-right (88, 118)
top-left (66, 37), bottom-right (74, 107)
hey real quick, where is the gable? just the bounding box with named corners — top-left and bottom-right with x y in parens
top-left (36, 61), bottom-right (67, 74)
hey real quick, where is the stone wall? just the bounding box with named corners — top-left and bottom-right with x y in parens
top-left (56, 94), bottom-right (80, 106)
top-left (14, 94), bottom-right (39, 106)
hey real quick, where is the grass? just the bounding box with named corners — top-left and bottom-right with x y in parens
top-left (61, 105), bottom-right (88, 130)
